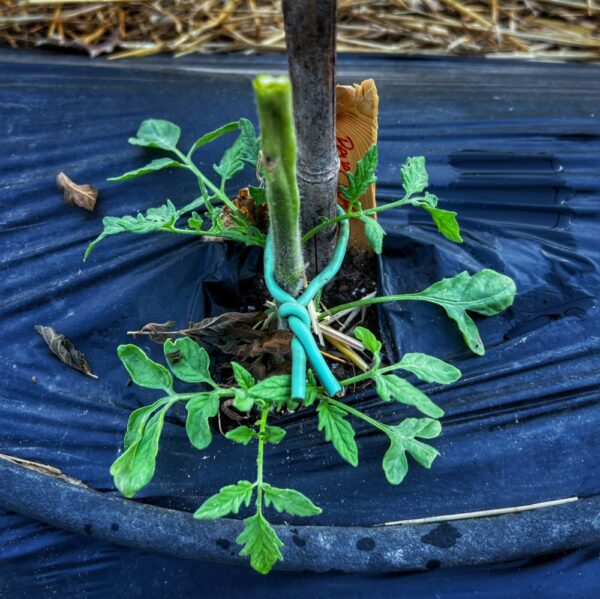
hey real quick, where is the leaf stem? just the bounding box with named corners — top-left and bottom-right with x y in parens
top-left (255, 407), bottom-right (270, 514)
top-left (302, 194), bottom-right (421, 244)
top-left (320, 293), bottom-right (424, 318)
top-left (326, 397), bottom-right (390, 435)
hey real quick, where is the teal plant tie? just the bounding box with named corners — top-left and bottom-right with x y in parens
top-left (264, 207), bottom-right (350, 401)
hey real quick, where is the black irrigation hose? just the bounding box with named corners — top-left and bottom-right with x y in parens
top-left (2, 458), bottom-right (599, 573)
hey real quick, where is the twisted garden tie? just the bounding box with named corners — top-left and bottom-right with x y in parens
top-left (264, 207), bottom-right (350, 401)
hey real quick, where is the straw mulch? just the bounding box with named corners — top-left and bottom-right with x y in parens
top-left (1, 0), bottom-right (599, 61)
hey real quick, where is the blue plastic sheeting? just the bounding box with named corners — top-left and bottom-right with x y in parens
top-left (1, 47), bottom-right (600, 595)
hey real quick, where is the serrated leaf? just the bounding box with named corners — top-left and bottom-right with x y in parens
top-left (231, 361), bottom-right (255, 390)
top-left (401, 156), bottom-right (428, 195)
top-left (248, 185), bottom-right (266, 205)
top-left (163, 338), bottom-right (214, 385)
top-left (374, 374), bottom-right (444, 418)
top-left (187, 121), bottom-right (240, 158)
top-left (107, 158), bottom-right (184, 182)
top-left (225, 425), bottom-right (258, 445)
top-left (237, 512), bottom-right (284, 575)
top-left (382, 418), bottom-right (442, 485)
top-left (262, 484), bottom-right (322, 516)
top-left (410, 270), bottom-right (516, 355)
top-left (353, 326), bottom-right (382, 357)
top-left (264, 425), bottom-right (286, 445)
top-left (340, 144), bottom-right (378, 203)
top-left (360, 214), bottom-right (385, 254)
top-left (194, 480), bottom-right (254, 519)
top-left (117, 344), bottom-right (172, 391)
top-left (213, 137), bottom-right (244, 183)
top-left (128, 119), bottom-right (181, 151)
top-left (187, 211), bottom-right (203, 230)
top-left (110, 401), bottom-right (173, 497)
top-left (316, 401), bottom-right (358, 466)
top-left (185, 392), bottom-right (220, 450)
top-left (396, 353), bottom-right (461, 384)
top-left (426, 207), bottom-right (463, 243)
top-left (238, 118), bottom-right (260, 167)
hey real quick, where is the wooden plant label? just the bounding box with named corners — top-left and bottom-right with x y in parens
top-left (335, 78), bottom-right (379, 251)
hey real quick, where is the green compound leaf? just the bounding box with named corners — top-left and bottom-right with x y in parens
top-left (231, 361), bottom-right (255, 390)
top-left (123, 397), bottom-right (172, 450)
top-left (110, 400), bottom-right (174, 498)
top-left (340, 144), bottom-right (378, 203)
top-left (194, 480), bottom-right (255, 520)
top-left (401, 156), bottom-right (429, 196)
top-left (117, 344), bottom-right (172, 392)
top-left (129, 119), bottom-right (181, 152)
top-left (262, 484), bottom-right (322, 516)
top-left (163, 338), bottom-right (214, 385)
top-left (382, 417), bottom-right (442, 485)
top-left (396, 353), bottom-right (461, 384)
top-left (187, 121), bottom-right (240, 158)
top-left (411, 270), bottom-right (517, 355)
top-left (316, 400), bottom-right (358, 467)
top-left (238, 118), bottom-right (260, 167)
top-left (353, 325), bottom-right (382, 358)
top-left (107, 158), bottom-right (184, 182)
top-left (237, 512), bottom-right (284, 575)
top-left (360, 214), bottom-right (386, 255)
top-left (374, 374), bottom-right (444, 419)
top-left (264, 425), bottom-right (286, 445)
top-left (225, 425), bottom-right (258, 445)
top-left (185, 392), bottom-right (220, 450)
top-left (250, 375), bottom-right (291, 405)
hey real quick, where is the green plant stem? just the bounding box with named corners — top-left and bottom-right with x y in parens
top-left (302, 194), bottom-right (422, 244)
top-left (326, 397), bottom-right (390, 435)
top-left (339, 363), bottom-right (398, 387)
top-left (253, 75), bottom-right (305, 297)
top-left (255, 407), bottom-right (270, 514)
top-left (320, 292), bottom-right (427, 318)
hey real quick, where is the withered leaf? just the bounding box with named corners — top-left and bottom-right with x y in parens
top-left (35, 325), bottom-right (98, 379)
top-left (131, 321), bottom-right (178, 343)
top-left (56, 172), bottom-right (98, 212)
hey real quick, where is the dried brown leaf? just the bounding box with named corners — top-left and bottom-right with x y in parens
top-left (56, 172), bottom-right (98, 212)
top-left (130, 320), bottom-right (177, 343)
top-left (35, 325), bottom-right (98, 379)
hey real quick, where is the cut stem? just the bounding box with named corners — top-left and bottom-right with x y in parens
top-left (253, 75), bottom-right (305, 297)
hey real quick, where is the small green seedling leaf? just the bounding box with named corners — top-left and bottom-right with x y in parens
top-left (110, 401), bottom-right (173, 497)
top-left (187, 121), bottom-right (240, 158)
top-left (226, 425), bottom-right (258, 445)
top-left (316, 400), bottom-right (358, 467)
top-left (238, 118), bottom-right (260, 167)
top-left (248, 185), bottom-right (267, 205)
top-left (213, 137), bottom-right (244, 184)
top-left (233, 389), bottom-right (254, 412)
top-left (426, 206), bottom-right (463, 243)
top-left (360, 214), bottom-right (386, 255)
top-left (194, 480), bottom-right (255, 519)
top-left (396, 353), bottom-right (461, 384)
top-left (382, 417), bottom-right (442, 485)
top-left (340, 144), bottom-right (378, 203)
top-left (129, 119), bottom-right (181, 152)
top-left (401, 156), bottom-right (428, 196)
top-left (107, 158), bottom-right (183, 182)
top-left (353, 326), bottom-right (382, 358)
top-left (185, 392), bottom-right (220, 450)
top-left (231, 361), bottom-right (255, 390)
top-left (117, 344), bottom-right (172, 392)
top-left (374, 374), bottom-right (444, 418)
top-left (262, 484), bottom-right (322, 516)
top-left (164, 338), bottom-right (214, 385)
top-left (264, 425), bottom-right (286, 445)
top-left (237, 512), bottom-right (284, 575)
top-left (411, 270), bottom-right (516, 355)
top-left (250, 375), bottom-right (291, 405)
